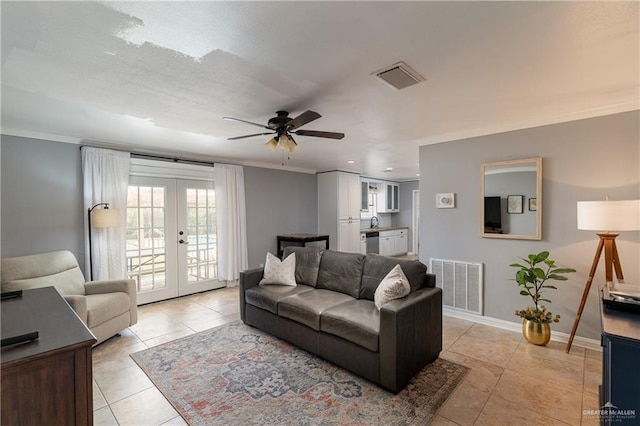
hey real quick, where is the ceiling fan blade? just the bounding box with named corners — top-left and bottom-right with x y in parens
top-left (286, 110), bottom-right (321, 130)
top-left (293, 130), bottom-right (345, 140)
top-left (223, 116), bottom-right (271, 130)
top-left (227, 132), bottom-right (275, 140)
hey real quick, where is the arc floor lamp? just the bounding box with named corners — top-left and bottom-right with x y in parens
top-left (566, 199), bottom-right (640, 353)
top-left (88, 203), bottom-right (120, 281)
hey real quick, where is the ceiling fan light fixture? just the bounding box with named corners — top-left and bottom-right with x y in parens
top-left (225, 110), bottom-right (342, 154)
top-left (287, 135), bottom-right (298, 152)
top-left (265, 137), bottom-right (278, 151)
top-left (277, 133), bottom-right (297, 153)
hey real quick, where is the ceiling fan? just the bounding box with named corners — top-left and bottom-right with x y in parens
top-left (223, 110), bottom-right (345, 153)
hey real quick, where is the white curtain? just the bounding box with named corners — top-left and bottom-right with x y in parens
top-left (82, 147), bottom-right (130, 280)
top-left (215, 164), bottom-right (249, 286)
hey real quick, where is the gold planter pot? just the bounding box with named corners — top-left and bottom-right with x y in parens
top-left (522, 319), bottom-right (551, 346)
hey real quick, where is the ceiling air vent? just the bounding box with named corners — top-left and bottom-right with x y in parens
top-left (373, 61), bottom-right (425, 90)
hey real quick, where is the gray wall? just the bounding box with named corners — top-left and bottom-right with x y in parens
top-left (1, 135), bottom-right (85, 261)
top-left (394, 180), bottom-right (419, 252)
top-left (244, 166), bottom-right (318, 268)
top-left (1, 135), bottom-right (319, 274)
top-left (419, 111), bottom-right (639, 340)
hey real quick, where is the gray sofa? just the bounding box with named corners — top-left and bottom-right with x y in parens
top-left (1, 250), bottom-right (137, 345)
top-left (239, 246), bottom-right (442, 393)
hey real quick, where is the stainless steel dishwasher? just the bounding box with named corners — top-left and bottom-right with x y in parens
top-left (365, 231), bottom-right (379, 254)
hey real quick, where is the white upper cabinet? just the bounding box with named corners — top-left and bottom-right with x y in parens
top-left (360, 180), bottom-right (369, 211)
top-left (338, 172), bottom-right (361, 220)
top-left (376, 183), bottom-right (399, 213)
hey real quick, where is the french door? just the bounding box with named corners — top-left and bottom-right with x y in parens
top-left (126, 177), bottom-right (224, 305)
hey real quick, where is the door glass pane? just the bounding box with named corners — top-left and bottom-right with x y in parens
top-left (185, 188), bottom-right (217, 283)
top-left (126, 185), bottom-right (167, 292)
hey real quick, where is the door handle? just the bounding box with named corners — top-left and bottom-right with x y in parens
top-left (179, 239), bottom-right (189, 245)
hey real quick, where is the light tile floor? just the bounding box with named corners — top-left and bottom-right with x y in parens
top-left (92, 287), bottom-right (602, 425)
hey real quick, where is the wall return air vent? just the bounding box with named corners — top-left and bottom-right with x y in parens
top-left (373, 61), bottom-right (425, 90)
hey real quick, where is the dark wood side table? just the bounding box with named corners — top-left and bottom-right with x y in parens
top-left (1, 286), bottom-right (96, 426)
top-left (599, 293), bottom-right (640, 425)
top-left (277, 233), bottom-right (330, 257)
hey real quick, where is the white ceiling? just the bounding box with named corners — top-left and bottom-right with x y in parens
top-left (1, 1), bottom-right (638, 180)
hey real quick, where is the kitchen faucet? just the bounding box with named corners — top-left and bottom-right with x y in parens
top-left (370, 216), bottom-right (379, 229)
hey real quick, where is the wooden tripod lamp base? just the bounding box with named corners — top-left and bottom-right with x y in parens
top-left (565, 233), bottom-right (622, 353)
top-left (565, 199), bottom-right (640, 354)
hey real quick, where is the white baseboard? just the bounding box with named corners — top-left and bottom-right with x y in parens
top-left (443, 307), bottom-right (602, 352)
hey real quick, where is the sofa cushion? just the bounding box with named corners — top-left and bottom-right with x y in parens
top-left (374, 264), bottom-right (411, 310)
top-left (278, 289), bottom-right (353, 331)
top-left (316, 251), bottom-right (365, 299)
top-left (260, 252), bottom-right (297, 286)
top-left (1, 250), bottom-right (86, 296)
top-left (245, 284), bottom-right (314, 314)
top-left (321, 299), bottom-right (380, 352)
top-left (86, 293), bottom-right (130, 328)
top-left (283, 246), bottom-right (324, 287)
top-left (360, 254), bottom-right (427, 300)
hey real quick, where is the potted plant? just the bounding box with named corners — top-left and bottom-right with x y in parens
top-left (510, 251), bottom-right (576, 346)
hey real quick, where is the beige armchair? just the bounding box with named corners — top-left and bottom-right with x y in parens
top-left (1, 250), bottom-right (137, 345)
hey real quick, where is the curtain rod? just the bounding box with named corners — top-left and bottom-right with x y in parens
top-left (80, 145), bottom-right (215, 167)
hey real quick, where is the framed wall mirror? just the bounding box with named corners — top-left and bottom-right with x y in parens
top-left (481, 157), bottom-right (542, 240)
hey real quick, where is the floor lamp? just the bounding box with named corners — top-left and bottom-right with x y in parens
top-left (566, 199), bottom-right (640, 353)
top-left (88, 203), bottom-right (120, 281)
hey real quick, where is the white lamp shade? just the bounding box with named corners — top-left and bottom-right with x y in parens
top-left (577, 200), bottom-right (640, 231)
top-left (92, 208), bottom-right (120, 228)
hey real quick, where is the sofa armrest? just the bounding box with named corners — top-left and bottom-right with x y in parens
top-left (64, 295), bottom-right (88, 325)
top-left (239, 267), bottom-right (264, 322)
top-left (425, 273), bottom-right (436, 288)
top-left (378, 286), bottom-right (442, 393)
top-left (85, 279), bottom-right (138, 326)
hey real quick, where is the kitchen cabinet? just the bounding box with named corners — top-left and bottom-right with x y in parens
top-left (318, 171), bottom-right (362, 253)
top-left (338, 172), bottom-right (361, 220)
top-left (361, 180), bottom-right (369, 211)
top-left (376, 183), bottom-right (400, 213)
top-left (338, 219), bottom-right (361, 253)
top-left (393, 229), bottom-right (408, 255)
top-left (379, 229), bottom-right (408, 256)
top-left (380, 233), bottom-right (394, 256)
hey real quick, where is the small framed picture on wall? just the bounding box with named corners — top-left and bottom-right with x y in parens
top-left (507, 195), bottom-right (524, 214)
top-left (529, 198), bottom-right (537, 211)
top-left (436, 193), bottom-right (455, 209)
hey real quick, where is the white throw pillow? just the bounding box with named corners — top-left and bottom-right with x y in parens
top-left (259, 252), bottom-right (297, 287)
top-left (374, 264), bottom-right (411, 310)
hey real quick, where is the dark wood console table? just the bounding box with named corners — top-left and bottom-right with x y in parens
top-left (1, 286), bottom-right (96, 425)
top-left (277, 233), bottom-right (330, 257)
top-left (599, 294), bottom-right (640, 425)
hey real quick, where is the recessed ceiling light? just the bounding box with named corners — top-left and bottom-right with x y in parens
top-left (347, 160), bottom-right (356, 164)
top-left (385, 167), bottom-right (393, 171)
top-left (416, 173), bottom-right (420, 177)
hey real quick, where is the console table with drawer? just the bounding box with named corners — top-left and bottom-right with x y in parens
top-left (1, 286), bottom-right (96, 425)
top-left (599, 295), bottom-right (640, 425)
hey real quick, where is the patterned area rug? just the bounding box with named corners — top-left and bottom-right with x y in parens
top-left (131, 322), bottom-right (468, 425)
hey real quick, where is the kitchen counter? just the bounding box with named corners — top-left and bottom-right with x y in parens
top-left (360, 226), bottom-right (409, 233)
